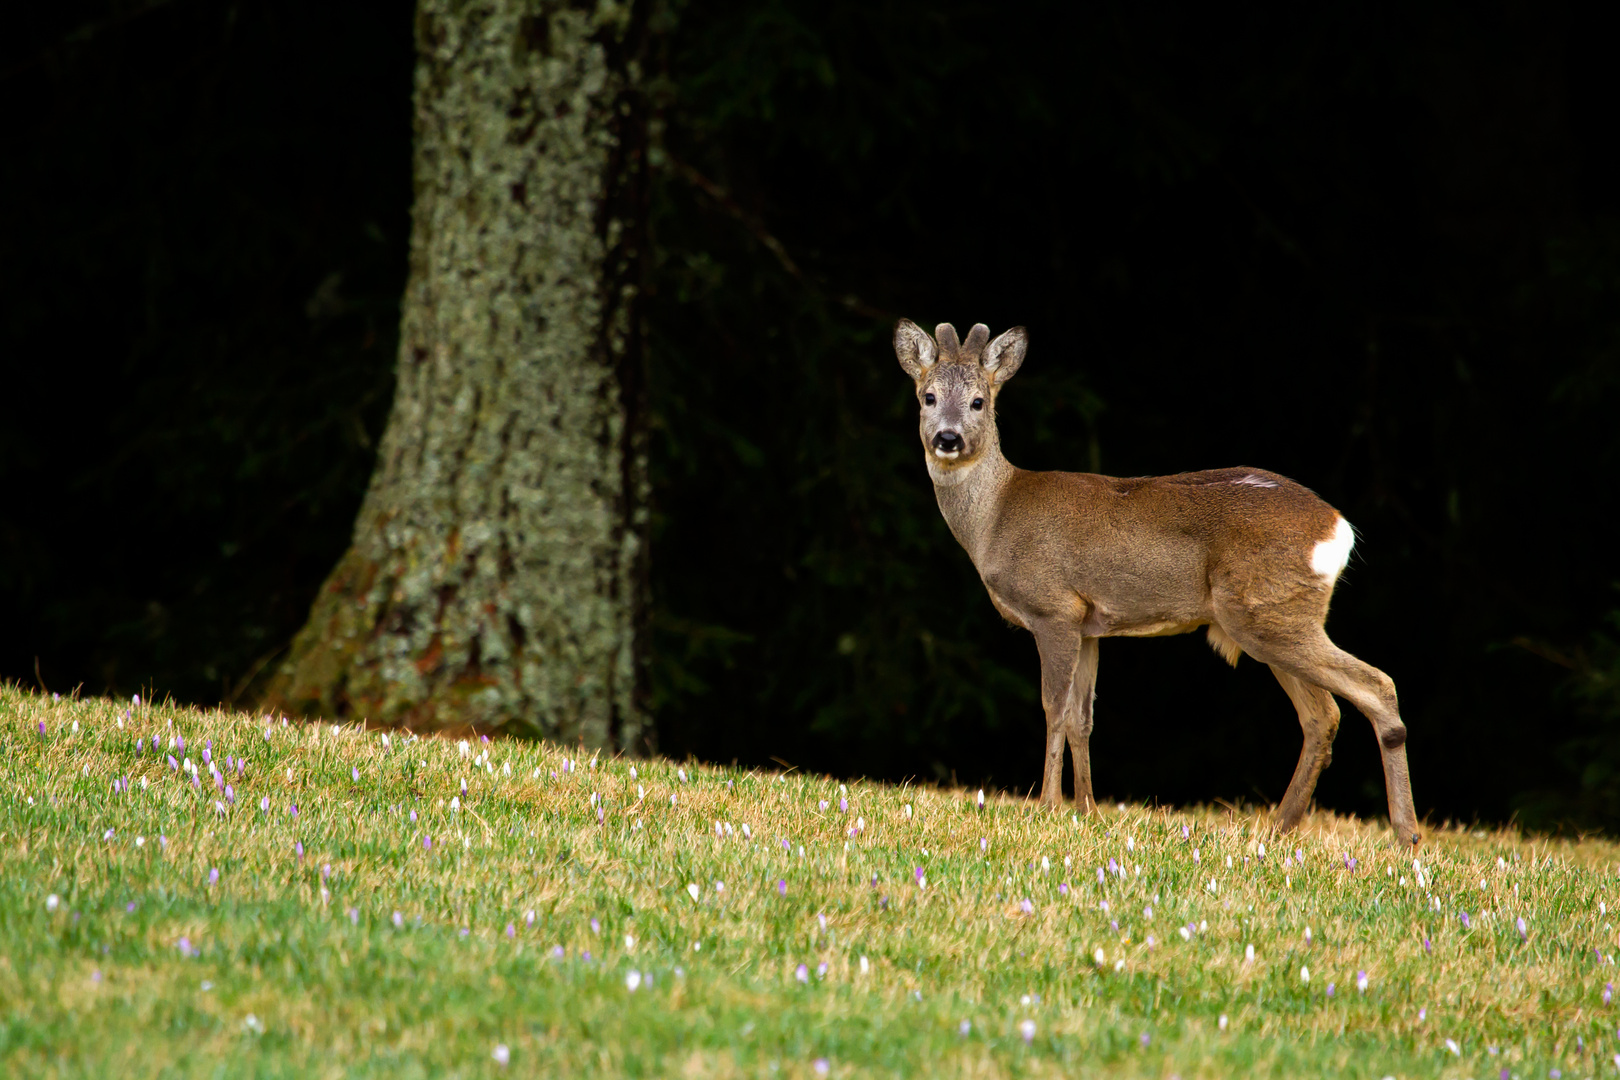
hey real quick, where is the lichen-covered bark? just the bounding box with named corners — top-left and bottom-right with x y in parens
top-left (262, 0), bottom-right (651, 751)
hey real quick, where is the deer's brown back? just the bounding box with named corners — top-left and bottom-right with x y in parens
top-left (982, 467), bottom-right (1343, 634)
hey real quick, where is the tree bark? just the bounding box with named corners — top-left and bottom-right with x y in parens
top-left (261, 0), bottom-right (651, 752)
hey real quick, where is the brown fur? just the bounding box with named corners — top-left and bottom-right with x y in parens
top-left (893, 318), bottom-right (1420, 845)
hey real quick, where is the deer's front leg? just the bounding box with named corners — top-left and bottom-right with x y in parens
top-left (1033, 621), bottom-right (1085, 810)
top-left (1066, 636), bottom-right (1100, 814)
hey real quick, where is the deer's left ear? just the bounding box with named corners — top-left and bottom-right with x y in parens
top-left (982, 326), bottom-right (1028, 385)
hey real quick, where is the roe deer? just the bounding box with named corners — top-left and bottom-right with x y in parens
top-left (893, 319), bottom-right (1419, 845)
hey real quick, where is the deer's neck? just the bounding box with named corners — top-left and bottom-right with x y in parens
top-left (928, 436), bottom-right (1015, 567)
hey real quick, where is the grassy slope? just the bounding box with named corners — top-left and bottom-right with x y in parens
top-left (1, 686), bottom-right (1616, 1078)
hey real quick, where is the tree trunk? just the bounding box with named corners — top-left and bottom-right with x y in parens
top-left (262, 0), bottom-right (651, 752)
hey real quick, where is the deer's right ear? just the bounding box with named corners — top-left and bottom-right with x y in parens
top-left (894, 319), bottom-right (938, 381)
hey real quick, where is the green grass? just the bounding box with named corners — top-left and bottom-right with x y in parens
top-left (1, 685), bottom-right (1616, 1078)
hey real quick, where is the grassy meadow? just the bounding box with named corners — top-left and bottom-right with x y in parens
top-left (2, 684), bottom-right (1617, 1078)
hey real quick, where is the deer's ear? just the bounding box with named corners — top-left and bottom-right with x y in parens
top-left (893, 319), bottom-right (938, 380)
top-left (982, 326), bottom-right (1028, 385)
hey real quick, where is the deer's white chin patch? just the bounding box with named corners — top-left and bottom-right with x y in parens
top-left (1310, 516), bottom-right (1354, 580)
top-left (932, 448), bottom-right (961, 460)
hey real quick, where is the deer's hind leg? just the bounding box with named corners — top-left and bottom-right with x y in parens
top-left (1268, 665), bottom-right (1340, 834)
top-left (1217, 603), bottom-right (1420, 845)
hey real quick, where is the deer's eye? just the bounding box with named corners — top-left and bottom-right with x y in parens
top-left (923, 393), bottom-right (936, 406)
top-left (971, 398), bottom-right (985, 411)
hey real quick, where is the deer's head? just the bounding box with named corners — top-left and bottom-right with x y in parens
top-left (893, 319), bottom-right (1028, 472)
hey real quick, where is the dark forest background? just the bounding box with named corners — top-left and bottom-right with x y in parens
top-left (4, 1), bottom-right (1620, 831)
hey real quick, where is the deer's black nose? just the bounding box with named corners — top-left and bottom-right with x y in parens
top-left (933, 431), bottom-right (963, 453)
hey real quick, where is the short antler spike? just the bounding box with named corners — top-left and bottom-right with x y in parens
top-left (962, 323), bottom-right (990, 360)
top-left (934, 323), bottom-right (961, 357)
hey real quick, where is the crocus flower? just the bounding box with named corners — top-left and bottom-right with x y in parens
top-left (424, 836), bottom-right (432, 851)
top-left (168, 755), bottom-right (179, 772)
top-left (295, 841), bottom-right (304, 859)
top-left (208, 868), bottom-right (219, 886)
top-left (1607, 983), bottom-right (1614, 1006)
top-left (795, 964), bottom-right (809, 984)
top-left (1356, 971), bottom-right (1368, 993)
top-left (506, 923), bottom-right (516, 939)
top-left (1516, 917), bottom-right (1527, 940)
top-left (290, 804), bottom-right (298, 819)
top-left (1327, 983), bottom-right (1335, 997)
top-left (778, 880), bottom-right (787, 896)
top-left (225, 785), bottom-right (235, 804)
top-left (1019, 1019), bottom-right (1036, 1044)
top-left (1461, 912), bottom-right (1471, 929)
top-left (260, 797), bottom-right (270, 813)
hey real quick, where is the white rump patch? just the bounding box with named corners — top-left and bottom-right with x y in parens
top-left (1309, 516), bottom-right (1355, 580)
top-left (1232, 474), bottom-right (1279, 488)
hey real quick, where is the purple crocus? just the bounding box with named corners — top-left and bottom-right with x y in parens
top-left (1424, 937), bottom-right (1432, 954)
top-left (168, 755), bottom-right (179, 772)
top-left (1515, 917), bottom-right (1527, 940)
top-left (424, 835), bottom-right (432, 851)
top-left (352, 768), bottom-right (359, 783)
top-left (260, 796), bottom-right (270, 813)
top-left (202, 747), bottom-right (211, 765)
top-left (914, 867), bottom-right (925, 882)
top-left (1605, 982), bottom-right (1613, 1006)
top-left (225, 785), bottom-right (235, 805)
top-left (208, 868), bottom-right (219, 886)
top-left (506, 923), bottom-right (516, 939)
top-left (778, 880), bottom-right (787, 896)
top-left (295, 841), bottom-right (305, 859)
top-left (1326, 983), bottom-right (1335, 997)
top-left (839, 798), bottom-right (848, 813)
top-left (176, 735), bottom-right (185, 754)
top-left (137, 738), bottom-right (144, 754)
top-left (1461, 911), bottom-right (1471, 930)
top-left (290, 804), bottom-right (299, 819)
top-left (1097, 867), bottom-right (1105, 883)
top-left (795, 964), bottom-right (809, 984)
top-left (38, 721), bottom-right (45, 736)
top-left (1059, 883), bottom-right (1069, 895)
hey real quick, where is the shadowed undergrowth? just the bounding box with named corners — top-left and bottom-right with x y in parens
top-left (1, 684), bottom-right (1615, 1078)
